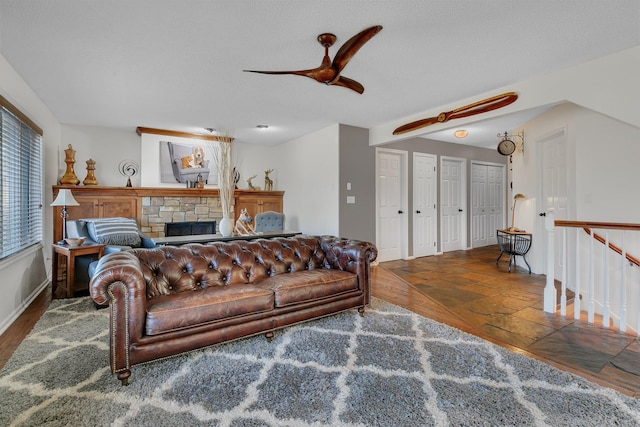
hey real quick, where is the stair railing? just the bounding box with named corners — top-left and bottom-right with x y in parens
top-left (545, 216), bottom-right (640, 334)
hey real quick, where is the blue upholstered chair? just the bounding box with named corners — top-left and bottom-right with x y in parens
top-left (254, 211), bottom-right (285, 232)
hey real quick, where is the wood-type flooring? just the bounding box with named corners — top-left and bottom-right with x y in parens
top-left (375, 245), bottom-right (640, 397)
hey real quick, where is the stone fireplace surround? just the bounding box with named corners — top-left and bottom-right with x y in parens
top-left (141, 195), bottom-right (223, 237)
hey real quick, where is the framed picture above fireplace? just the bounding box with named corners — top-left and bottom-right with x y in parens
top-left (159, 141), bottom-right (218, 185)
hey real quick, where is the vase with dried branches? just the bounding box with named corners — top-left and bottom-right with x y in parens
top-left (210, 134), bottom-right (235, 236)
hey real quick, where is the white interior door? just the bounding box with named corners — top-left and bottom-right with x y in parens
top-left (471, 164), bottom-right (488, 247)
top-left (487, 165), bottom-right (505, 244)
top-left (413, 153), bottom-right (437, 257)
top-left (441, 157), bottom-right (465, 252)
top-left (377, 150), bottom-right (404, 261)
top-left (472, 162), bottom-right (506, 248)
top-left (540, 129), bottom-right (568, 278)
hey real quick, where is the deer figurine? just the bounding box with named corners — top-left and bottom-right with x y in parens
top-left (264, 169), bottom-right (274, 191)
top-left (246, 175), bottom-right (260, 190)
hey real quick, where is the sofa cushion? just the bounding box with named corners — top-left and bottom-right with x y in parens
top-left (145, 285), bottom-right (274, 336)
top-left (83, 217), bottom-right (142, 247)
top-left (257, 269), bottom-right (358, 307)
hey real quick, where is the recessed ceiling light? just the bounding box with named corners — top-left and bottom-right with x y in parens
top-left (256, 124), bottom-right (269, 129)
top-left (454, 129), bottom-right (468, 138)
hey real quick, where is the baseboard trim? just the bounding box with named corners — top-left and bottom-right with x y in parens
top-left (0, 279), bottom-right (49, 336)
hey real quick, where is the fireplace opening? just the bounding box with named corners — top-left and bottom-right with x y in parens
top-left (164, 220), bottom-right (217, 237)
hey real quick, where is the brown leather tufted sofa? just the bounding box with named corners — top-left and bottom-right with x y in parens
top-left (90, 235), bottom-right (377, 385)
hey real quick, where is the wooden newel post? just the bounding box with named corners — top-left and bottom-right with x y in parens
top-left (543, 212), bottom-right (556, 313)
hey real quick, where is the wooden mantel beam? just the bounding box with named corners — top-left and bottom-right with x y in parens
top-left (136, 127), bottom-right (234, 142)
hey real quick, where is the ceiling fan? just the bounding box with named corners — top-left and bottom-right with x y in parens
top-left (243, 25), bottom-right (383, 94)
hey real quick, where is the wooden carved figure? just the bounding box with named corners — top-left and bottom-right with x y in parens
top-left (264, 169), bottom-right (274, 191)
top-left (247, 175), bottom-right (260, 190)
top-left (59, 144), bottom-right (80, 185)
top-left (83, 158), bottom-right (98, 185)
top-left (234, 208), bottom-right (255, 235)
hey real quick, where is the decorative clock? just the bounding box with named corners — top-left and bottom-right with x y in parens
top-left (497, 138), bottom-right (516, 156)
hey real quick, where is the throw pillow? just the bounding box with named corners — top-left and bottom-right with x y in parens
top-left (83, 217), bottom-right (142, 247)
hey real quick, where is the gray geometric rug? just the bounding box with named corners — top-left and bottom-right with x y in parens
top-left (2, 298), bottom-right (640, 427)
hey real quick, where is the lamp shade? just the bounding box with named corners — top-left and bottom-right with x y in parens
top-left (509, 194), bottom-right (527, 231)
top-left (50, 189), bottom-right (80, 207)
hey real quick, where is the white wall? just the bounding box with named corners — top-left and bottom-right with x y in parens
top-left (0, 53), bottom-right (61, 334)
top-left (61, 125), bottom-right (141, 187)
top-left (272, 125), bottom-right (340, 235)
top-left (137, 125), bottom-right (340, 235)
top-left (371, 45), bottom-right (640, 147)
top-left (234, 141), bottom-right (281, 191)
top-left (574, 109), bottom-right (640, 222)
top-left (138, 131), bottom-right (283, 190)
top-left (512, 102), bottom-right (640, 273)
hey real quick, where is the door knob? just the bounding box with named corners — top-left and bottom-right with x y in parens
top-left (458, 209), bottom-right (463, 212)
top-left (416, 210), bottom-right (421, 214)
top-left (398, 210), bottom-right (404, 214)
top-left (539, 212), bottom-right (546, 217)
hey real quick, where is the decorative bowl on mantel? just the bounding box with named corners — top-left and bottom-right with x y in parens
top-left (65, 237), bottom-right (85, 247)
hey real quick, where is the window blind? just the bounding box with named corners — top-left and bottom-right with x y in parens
top-left (0, 100), bottom-right (43, 260)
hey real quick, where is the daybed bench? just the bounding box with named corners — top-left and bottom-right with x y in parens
top-left (90, 235), bottom-right (377, 385)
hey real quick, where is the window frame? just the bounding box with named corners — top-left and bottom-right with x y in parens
top-left (0, 95), bottom-right (44, 261)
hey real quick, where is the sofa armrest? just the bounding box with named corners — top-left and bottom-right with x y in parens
top-left (90, 251), bottom-right (147, 306)
top-left (320, 237), bottom-right (378, 271)
top-left (89, 251), bottom-right (148, 378)
top-left (319, 236), bottom-right (377, 306)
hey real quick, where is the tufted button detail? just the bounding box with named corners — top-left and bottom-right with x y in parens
top-left (168, 285), bottom-right (173, 290)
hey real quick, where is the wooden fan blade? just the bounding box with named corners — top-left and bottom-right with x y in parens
top-left (447, 92), bottom-right (518, 120)
top-left (393, 92), bottom-right (519, 135)
top-left (244, 66), bottom-right (339, 84)
top-left (332, 25), bottom-right (383, 73)
top-left (393, 117), bottom-right (440, 135)
top-left (243, 68), bottom-right (317, 78)
top-left (331, 76), bottom-right (365, 94)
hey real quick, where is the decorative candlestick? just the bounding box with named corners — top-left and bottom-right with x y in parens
top-left (59, 144), bottom-right (80, 185)
top-left (83, 158), bottom-right (98, 185)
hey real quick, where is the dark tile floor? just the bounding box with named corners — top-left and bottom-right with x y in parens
top-left (379, 245), bottom-right (640, 397)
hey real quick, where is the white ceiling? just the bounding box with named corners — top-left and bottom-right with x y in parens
top-left (1, 1), bottom-right (638, 147)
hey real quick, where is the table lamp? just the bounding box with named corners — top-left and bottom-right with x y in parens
top-left (50, 189), bottom-right (79, 243)
top-left (509, 193), bottom-right (526, 232)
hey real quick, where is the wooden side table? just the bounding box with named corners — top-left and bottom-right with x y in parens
top-left (52, 243), bottom-right (105, 298)
top-left (496, 229), bottom-right (532, 273)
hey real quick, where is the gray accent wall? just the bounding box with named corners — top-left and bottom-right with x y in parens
top-left (338, 125), bottom-right (376, 243)
top-left (387, 137), bottom-right (506, 254)
top-left (338, 128), bottom-right (507, 256)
